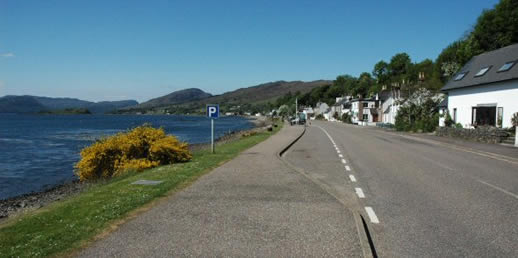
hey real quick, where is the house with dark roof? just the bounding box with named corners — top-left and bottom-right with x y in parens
top-left (350, 97), bottom-right (379, 125)
top-left (441, 43), bottom-right (518, 128)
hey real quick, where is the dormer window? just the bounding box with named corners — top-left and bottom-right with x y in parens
top-left (454, 72), bottom-right (468, 81)
top-left (497, 61), bottom-right (515, 72)
top-left (475, 66), bottom-right (491, 77)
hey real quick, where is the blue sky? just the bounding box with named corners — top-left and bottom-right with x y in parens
top-left (0, 0), bottom-right (499, 102)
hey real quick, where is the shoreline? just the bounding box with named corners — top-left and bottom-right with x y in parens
top-left (0, 116), bottom-right (272, 222)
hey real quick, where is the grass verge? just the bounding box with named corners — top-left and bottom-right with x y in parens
top-left (0, 123), bottom-right (282, 257)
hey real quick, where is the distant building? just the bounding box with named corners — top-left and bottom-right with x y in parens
top-left (350, 98), bottom-right (378, 125)
top-left (314, 102), bottom-right (330, 116)
top-left (441, 44), bottom-right (518, 128)
top-left (379, 89), bottom-right (403, 125)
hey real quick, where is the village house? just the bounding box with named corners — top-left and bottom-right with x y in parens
top-left (379, 88), bottom-right (403, 125)
top-left (349, 98), bottom-right (379, 125)
top-left (441, 43), bottom-right (518, 128)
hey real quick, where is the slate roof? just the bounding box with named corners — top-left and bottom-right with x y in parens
top-left (442, 44), bottom-right (518, 91)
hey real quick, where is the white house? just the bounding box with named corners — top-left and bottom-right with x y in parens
top-left (350, 98), bottom-right (378, 125)
top-left (441, 43), bottom-right (518, 128)
top-left (380, 89), bottom-right (403, 125)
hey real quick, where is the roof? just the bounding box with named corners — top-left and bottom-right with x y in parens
top-left (333, 98), bottom-right (349, 106)
top-left (442, 44), bottom-right (518, 91)
top-left (350, 97), bottom-right (376, 102)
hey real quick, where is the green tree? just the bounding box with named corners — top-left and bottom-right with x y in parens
top-left (354, 72), bottom-right (374, 98)
top-left (471, 0), bottom-right (518, 54)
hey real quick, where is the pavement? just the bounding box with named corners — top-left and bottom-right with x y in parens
top-left (78, 124), bottom-right (364, 257)
top-left (285, 120), bottom-right (518, 257)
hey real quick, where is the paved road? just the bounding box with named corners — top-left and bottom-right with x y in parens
top-left (79, 125), bottom-right (363, 257)
top-left (285, 120), bottom-right (518, 257)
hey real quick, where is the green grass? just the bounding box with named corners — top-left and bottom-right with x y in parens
top-left (0, 123), bottom-right (282, 257)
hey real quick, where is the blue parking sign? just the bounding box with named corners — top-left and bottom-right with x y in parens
top-left (207, 104), bottom-right (219, 118)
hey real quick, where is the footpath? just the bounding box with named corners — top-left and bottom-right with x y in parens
top-left (79, 125), bottom-right (362, 257)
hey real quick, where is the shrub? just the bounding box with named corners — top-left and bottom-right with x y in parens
top-left (395, 98), bottom-right (440, 133)
top-left (341, 113), bottom-right (352, 124)
top-left (455, 123), bottom-right (463, 129)
top-left (75, 125), bottom-right (192, 181)
top-left (444, 111), bottom-right (454, 127)
top-left (315, 114), bottom-right (325, 120)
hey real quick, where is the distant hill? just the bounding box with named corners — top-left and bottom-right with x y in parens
top-left (0, 95), bottom-right (138, 114)
top-left (136, 88), bottom-right (212, 109)
top-left (192, 80), bottom-right (331, 106)
top-left (120, 80), bottom-right (331, 114)
top-left (0, 96), bottom-right (47, 113)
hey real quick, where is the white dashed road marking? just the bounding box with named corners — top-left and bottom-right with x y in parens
top-left (355, 188), bottom-right (365, 198)
top-left (315, 125), bottom-right (381, 225)
top-left (365, 207), bottom-right (380, 224)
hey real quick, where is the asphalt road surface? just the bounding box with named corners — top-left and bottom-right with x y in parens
top-left (285, 120), bottom-right (518, 257)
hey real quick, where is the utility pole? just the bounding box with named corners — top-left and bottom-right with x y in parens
top-left (295, 97), bottom-right (298, 118)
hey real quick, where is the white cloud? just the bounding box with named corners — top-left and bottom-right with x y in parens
top-left (1, 52), bottom-right (14, 57)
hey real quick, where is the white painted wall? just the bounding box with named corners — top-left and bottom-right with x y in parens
top-left (350, 100), bottom-right (376, 123)
top-left (381, 96), bottom-right (400, 125)
top-left (447, 80), bottom-right (518, 128)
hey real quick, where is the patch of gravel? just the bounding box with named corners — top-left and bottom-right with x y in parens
top-left (0, 180), bottom-right (89, 223)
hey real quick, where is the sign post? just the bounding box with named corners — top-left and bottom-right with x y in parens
top-left (207, 104), bottom-right (219, 153)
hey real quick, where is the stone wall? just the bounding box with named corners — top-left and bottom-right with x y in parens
top-left (436, 126), bottom-right (510, 144)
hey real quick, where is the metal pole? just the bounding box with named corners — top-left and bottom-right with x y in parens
top-left (295, 97), bottom-right (298, 121)
top-left (211, 118), bottom-right (214, 153)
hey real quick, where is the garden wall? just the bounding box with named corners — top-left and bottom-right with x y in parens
top-left (436, 126), bottom-right (510, 144)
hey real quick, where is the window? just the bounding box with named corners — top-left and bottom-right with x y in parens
top-left (453, 108), bottom-right (457, 123)
top-left (363, 102), bottom-right (369, 108)
top-left (454, 72), bottom-right (467, 81)
top-left (498, 61), bottom-right (515, 72)
top-left (471, 106), bottom-right (496, 126)
top-left (475, 66), bottom-right (491, 77)
top-left (362, 114), bottom-right (369, 121)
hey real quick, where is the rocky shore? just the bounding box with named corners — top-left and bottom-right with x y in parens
top-left (0, 116), bottom-right (274, 223)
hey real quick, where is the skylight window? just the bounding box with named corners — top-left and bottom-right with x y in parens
top-left (498, 61), bottom-right (515, 72)
top-left (454, 72), bottom-right (467, 81)
top-left (475, 66), bottom-right (491, 77)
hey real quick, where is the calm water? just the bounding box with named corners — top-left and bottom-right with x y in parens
top-left (0, 114), bottom-right (253, 200)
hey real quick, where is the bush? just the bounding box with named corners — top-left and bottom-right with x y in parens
top-left (75, 125), bottom-right (192, 181)
top-left (315, 114), bottom-right (325, 120)
top-left (395, 98), bottom-right (440, 133)
top-left (444, 111), bottom-right (454, 127)
top-left (455, 123), bottom-right (463, 129)
top-left (341, 113), bottom-right (352, 124)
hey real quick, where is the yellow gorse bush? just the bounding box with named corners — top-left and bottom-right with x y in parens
top-left (75, 125), bottom-right (192, 181)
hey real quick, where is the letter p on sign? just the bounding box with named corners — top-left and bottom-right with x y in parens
top-left (207, 105), bottom-right (219, 118)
